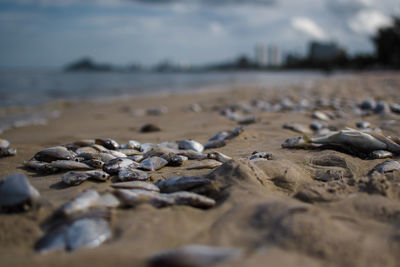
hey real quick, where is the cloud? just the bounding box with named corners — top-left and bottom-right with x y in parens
top-left (209, 21), bottom-right (224, 35)
top-left (291, 17), bottom-right (327, 40)
top-left (0, 0), bottom-right (127, 7)
top-left (129, 0), bottom-right (277, 6)
top-left (348, 9), bottom-right (392, 34)
top-left (0, 0), bottom-right (397, 67)
top-left (326, 0), bottom-right (371, 17)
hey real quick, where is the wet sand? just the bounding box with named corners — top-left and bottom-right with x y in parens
top-left (1, 72), bottom-right (400, 267)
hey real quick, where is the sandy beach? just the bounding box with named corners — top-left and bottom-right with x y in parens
top-left (1, 72), bottom-right (400, 267)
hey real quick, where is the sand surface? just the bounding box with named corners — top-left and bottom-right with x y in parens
top-left (1, 72), bottom-right (400, 267)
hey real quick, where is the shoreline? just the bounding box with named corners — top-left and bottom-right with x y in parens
top-left (0, 70), bottom-right (355, 135)
top-left (1, 71), bottom-right (400, 267)
top-left (0, 69), bottom-right (352, 109)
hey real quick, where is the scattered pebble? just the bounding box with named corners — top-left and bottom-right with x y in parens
top-left (140, 123), bottom-right (161, 133)
top-left (0, 173), bottom-right (40, 211)
top-left (147, 245), bottom-right (242, 267)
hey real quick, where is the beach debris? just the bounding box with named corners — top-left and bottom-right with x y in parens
top-left (60, 217), bottom-right (111, 251)
top-left (178, 139), bottom-right (204, 153)
top-left (249, 151), bottom-right (273, 161)
top-left (251, 99), bottom-right (272, 111)
top-left (92, 144), bottom-right (108, 152)
top-left (310, 121), bottom-right (328, 132)
top-left (0, 138), bottom-right (17, 158)
top-left (159, 141), bottom-right (180, 150)
top-left (356, 121), bottom-right (371, 129)
top-left (161, 153), bottom-right (188, 167)
top-left (370, 150), bottom-right (393, 159)
top-left (140, 123), bottom-right (161, 133)
top-left (34, 146), bottom-right (76, 162)
top-left (147, 245), bottom-right (242, 267)
top-left (120, 140), bottom-right (141, 150)
top-left (0, 138), bottom-right (11, 149)
top-left (281, 136), bottom-right (310, 149)
top-left (113, 187), bottom-right (215, 209)
top-left (129, 154), bottom-right (145, 163)
top-left (147, 106), bottom-right (168, 116)
top-left (85, 159), bottom-right (105, 169)
top-left (207, 131), bottom-right (228, 143)
top-left (238, 115), bottom-right (259, 125)
top-left (24, 159), bottom-right (59, 174)
top-left (140, 156), bottom-right (168, 171)
top-left (0, 173), bottom-right (40, 211)
top-left (283, 122), bottom-right (311, 134)
top-left (390, 103), bottom-right (400, 114)
top-left (207, 151), bottom-right (232, 163)
top-left (227, 126), bottom-right (245, 139)
top-left (360, 99), bottom-right (376, 110)
top-left (77, 151), bottom-right (116, 163)
top-left (143, 145), bottom-right (178, 158)
top-left (62, 171), bottom-right (90, 186)
top-left (186, 161), bottom-right (222, 170)
top-left (62, 170), bottom-right (110, 186)
top-left (0, 147), bottom-right (17, 157)
top-left (103, 158), bottom-right (140, 174)
top-left (50, 160), bottom-right (93, 171)
top-left (72, 139), bottom-right (96, 147)
top-left (168, 191), bottom-right (216, 208)
top-left (111, 181), bottom-right (160, 192)
top-left (140, 143), bottom-right (158, 153)
top-left (74, 146), bottom-right (98, 154)
top-left (374, 101), bottom-right (391, 115)
top-left (23, 136), bottom-right (224, 216)
top-left (369, 160), bottom-right (400, 174)
top-left (184, 103), bottom-right (202, 112)
top-left (280, 97), bottom-right (294, 110)
top-left (297, 98), bottom-right (311, 110)
top-left (113, 189), bottom-right (174, 208)
top-left (94, 193), bottom-right (120, 209)
top-left (118, 168), bottom-right (150, 182)
top-left (179, 150), bottom-right (208, 160)
top-left (203, 133), bottom-right (227, 149)
top-left (108, 150), bottom-right (127, 158)
top-left (312, 111), bottom-right (330, 121)
top-left (84, 170), bottom-right (110, 181)
top-left (57, 190), bottom-right (100, 217)
top-left (95, 138), bottom-right (119, 150)
top-left (35, 212), bottom-right (112, 253)
top-left (220, 108), bottom-right (243, 121)
top-left (282, 128), bottom-right (400, 157)
top-left (117, 148), bottom-right (141, 156)
top-left (203, 126), bottom-right (244, 149)
top-left (156, 176), bottom-right (212, 193)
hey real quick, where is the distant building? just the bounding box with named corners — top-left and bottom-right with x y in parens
top-left (255, 44), bottom-right (282, 67)
top-left (308, 41), bottom-right (341, 61)
top-left (255, 44), bottom-right (267, 66)
top-left (267, 45), bottom-right (282, 67)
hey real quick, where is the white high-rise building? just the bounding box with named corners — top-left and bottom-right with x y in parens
top-left (255, 44), bottom-right (282, 67)
top-left (267, 45), bottom-right (282, 67)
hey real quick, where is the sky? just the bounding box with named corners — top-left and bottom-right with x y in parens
top-left (0, 0), bottom-right (399, 68)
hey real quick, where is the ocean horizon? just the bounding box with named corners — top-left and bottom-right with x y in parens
top-left (0, 69), bottom-right (337, 108)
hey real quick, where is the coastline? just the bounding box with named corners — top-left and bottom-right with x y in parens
top-left (1, 71), bottom-right (400, 267)
top-left (0, 69), bottom-right (350, 134)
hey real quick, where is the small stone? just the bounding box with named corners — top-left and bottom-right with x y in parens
top-left (140, 124), bottom-right (161, 133)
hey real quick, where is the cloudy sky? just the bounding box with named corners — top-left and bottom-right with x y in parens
top-left (0, 0), bottom-right (398, 68)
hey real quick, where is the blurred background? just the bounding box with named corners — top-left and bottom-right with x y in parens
top-left (0, 0), bottom-right (399, 108)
